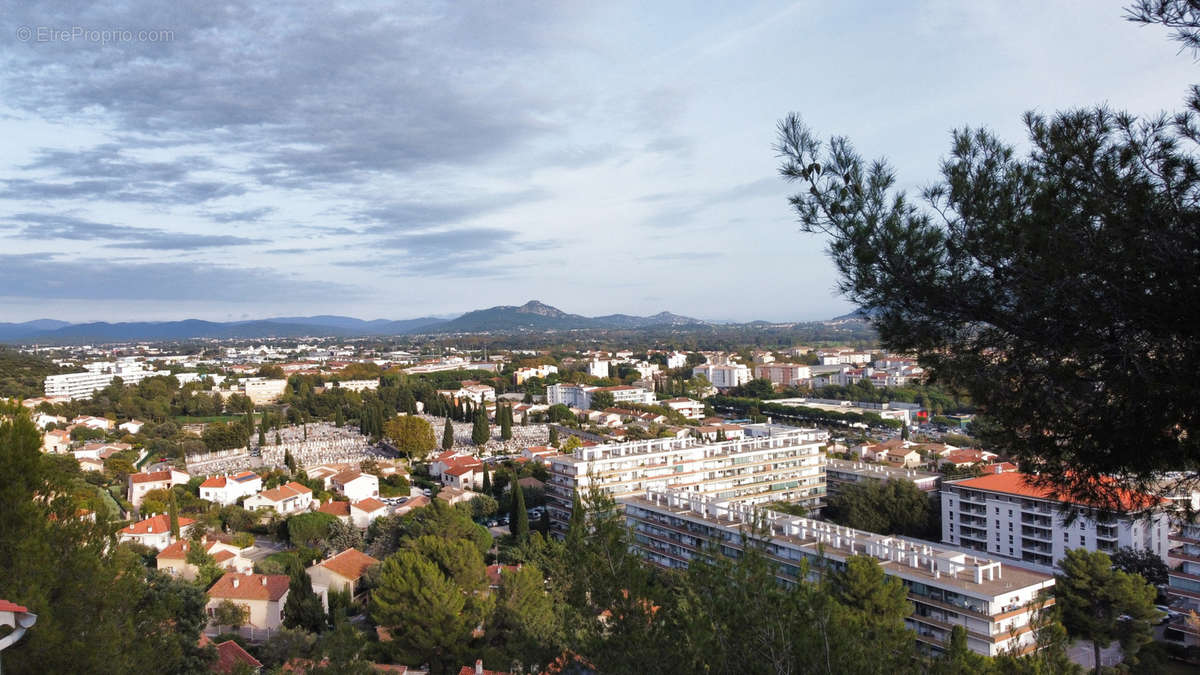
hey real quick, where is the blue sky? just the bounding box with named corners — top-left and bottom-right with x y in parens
top-left (0, 1), bottom-right (1194, 323)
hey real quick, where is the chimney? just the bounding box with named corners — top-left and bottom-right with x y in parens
top-left (475, 659), bottom-right (483, 675)
top-left (261, 576), bottom-right (268, 586)
top-left (232, 577), bottom-right (239, 588)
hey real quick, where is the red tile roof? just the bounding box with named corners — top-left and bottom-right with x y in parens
top-left (208, 573), bottom-right (289, 602)
top-left (353, 498), bottom-right (387, 513)
top-left (120, 514), bottom-right (195, 536)
top-left (0, 599), bottom-right (29, 613)
top-left (130, 470), bottom-right (172, 484)
top-left (954, 472), bottom-right (1166, 511)
top-left (200, 477), bottom-right (227, 488)
top-left (318, 501), bottom-right (351, 516)
top-left (214, 639), bottom-right (262, 673)
top-left (316, 548), bottom-right (378, 581)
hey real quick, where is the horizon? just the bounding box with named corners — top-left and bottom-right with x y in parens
top-left (1, 2), bottom-right (1195, 323)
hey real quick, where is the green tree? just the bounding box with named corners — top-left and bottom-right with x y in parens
top-left (383, 415), bottom-right (436, 461)
top-left (471, 405), bottom-right (490, 446)
top-left (371, 551), bottom-right (480, 674)
top-left (774, 38), bottom-right (1200, 506)
top-left (213, 598), bottom-right (249, 630)
top-left (488, 564), bottom-right (558, 666)
top-left (168, 489), bottom-right (181, 538)
top-left (481, 463), bottom-right (491, 494)
top-left (510, 472), bottom-right (529, 542)
top-left (286, 512), bottom-right (338, 549)
top-left (824, 479), bottom-right (935, 538)
top-left (590, 391), bottom-right (615, 411)
top-left (548, 426), bottom-right (559, 448)
top-left (500, 404), bottom-right (513, 441)
top-left (1109, 546), bottom-right (1169, 587)
top-left (283, 564), bottom-right (327, 634)
top-left (1056, 548), bottom-right (1160, 673)
top-left (441, 417), bottom-right (454, 450)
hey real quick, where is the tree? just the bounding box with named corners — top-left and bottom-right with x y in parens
top-left (286, 512), bottom-right (338, 550)
top-left (383, 415), bottom-right (436, 461)
top-left (213, 599), bottom-right (250, 630)
top-left (1056, 548), bottom-right (1160, 673)
top-left (1110, 546), bottom-right (1169, 587)
top-left (441, 417), bottom-right (454, 450)
top-left (371, 551), bottom-right (481, 674)
top-left (561, 435), bottom-right (582, 453)
top-left (168, 489), bottom-right (181, 538)
top-left (510, 472), bottom-right (529, 542)
top-left (471, 405), bottom-right (490, 446)
top-left (824, 479), bottom-right (936, 538)
top-left (482, 463), bottom-right (491, 494)
top-left (500, 404), bottom-right (513, 440)
top-left (488, 564), bottom-right (558, 666)
top-left (774, 9), bottom-right (1200, 508)
top-left (590, 391), bottom-right (615, 411)
top-left (283, 563), bottom-right (327, 633)
top-left (548, 426), bottom-right (559, 448)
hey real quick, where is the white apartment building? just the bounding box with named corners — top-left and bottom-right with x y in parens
top-left (624, 489), bottom-right (1055, 657)
top-left (514, 364), bottom-right (558, 384)
top-left (662, 397), bottom-right (705, 420)
top-left (45, 361), bottom-right (171, 400)
top-left (941, 473), bottom-right (1169, 569)
top-left (547, 383), bottom-right (594, 408)
top-left (692, 363), bottom-right (750, 389)
top-left (665, 352), bottom-right (688, 370)
top-left (199, 471), bottom-right (264, 506)
top-left (545, 426), bottom-right (827, 534)
top-left (587, 359), bottom-right (610, 378)
top-left (233, 378), bottom-right (289, 405)
top-left (753, 363), bottom-right (812, 387)
top-left (333, 379), bottom-right (380, 392)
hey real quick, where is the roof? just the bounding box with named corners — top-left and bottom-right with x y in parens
top-left (445, 463), bottom-right (479, 477)
top-left (200, 477), bottom-right (227, 488)
top-left (331, 470), bottom-right (369, 485)
top-left (121, 513), bottom-right (195, 536)
top-left (255, 481), bottom-right (312, 503)
top-left (486, 564), bottom-right (521, 586)
top-left (214, 640), bottom-right (262, 673)
top-left (0, 599), bottom-right (29, 613)
top-left (207, 573), bottom-right (289, 602)
top-left (352, 497), bottom-right (387, 513)
top-left (953, 472), bottom-right (1167, 511)
top-left (316, 548), bottom-right (378, 581)
top-left (318, 501), bottom-right (351, 516)
top-left (130, 470), bottom-right (172, 484)
top-left (232, 471), bottom-right (260, 483)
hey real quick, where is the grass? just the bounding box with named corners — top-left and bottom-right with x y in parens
top-left (380, 483), bottom-right (412, 498)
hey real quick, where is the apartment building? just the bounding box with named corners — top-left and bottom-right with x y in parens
top-left (45, 361), bottom-right (171, 400)
top-left (941, 472), bottom-right (1169, 568)
top-left (662, 397), bottom-right (705, 420)
top-left (1167, 522), bottom-right (1200, 643)
top-left (826, 459), bottom-right (941, 497)
top-left (692, 363), bottom-right (751, 389)
top-left (545, 425), bottom-right (827, 534)
top-left (753, 363), bottom-right (812, 388)
top-left (546, 383), bottom-right (654, 409)
top-left (623, 489), bottom-right (1055, 657)
top-left (514, 364), bottom-right (558, 384)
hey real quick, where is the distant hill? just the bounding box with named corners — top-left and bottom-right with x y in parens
top-left (263, 315), bottom-right (447, 334)
top-left (0, 319), bottom-right (73, 341)
top-left (429, 301), bottom-right (708, 333)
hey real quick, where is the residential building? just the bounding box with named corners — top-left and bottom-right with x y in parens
top-left (941, 472), bottom-right (1169, 568)
top-left (1167, 522), bottom-right (1200, 644)
top-left (332, 379), bottom-right (379, 392)
top-left (692, 424), bottom-right (745, 441)
top-left (521, 446), bottom-right (560, 463)
top-left (594, 385), bottom-right (655, 406)
top-left (513, 364), bottom-right (558, 384)
top-left (664, 351), bottom-right (688, 369)
top-left (330, 471), bottom-right (380, 501)
top-left (45, 361), bottom-right (170, 400)
top-left (774, 398), bottom-right (916, 426)
top-left (436, 486), bottom-right (483, 506)
top-left (229, 378), bottom-right (288, 405)
top-left (623, 489), bottom-right (1055, 657)
top-left (199, 471), bottom-right (264, 506)
top-left (691, 364), bottom-right (750, 389)
top-left (205, 574), bottom-right (290, 633)
top-left (825, 459), bottom-right (941, 496)
top-left (662, 397), bottom-right (705, 420)
top-left (33, 412), bottom-right (66, 429)
top-left (350, 498), bottom-right (389, 528)
top-left (753, 363), bottom-right (812, 388)
top-left (128, 468), bottom-right (190, 509)
top-left (72, 415), bottom-right (115, 431)
top-left (118, 513), bottom-right (195, 551)
top-left (317, 500), bottom-right (352, 524)
top-left (210, 638), bottom-right (262, 674)
top-left (157, 537), bottom-right (252, 580)
top-left (587, 359), bottom-right (610, 378)
top-left (546, 383), bottom-right (595, 409)
top-left (545, 426), bottom-right (827, 535)
top-left (307, 548), bottom-right (378, 604)
top-left (243, 482), bottom-right (314, 514)
top-left (118, 419), bottom-right (146, 434)
top-left (42, 429), bottom-right (70, 454)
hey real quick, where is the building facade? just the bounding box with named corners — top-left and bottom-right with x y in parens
top-left (623, 489), bottom-right (1055, 657)
top-left (825, 459), bottom-right (941, 497)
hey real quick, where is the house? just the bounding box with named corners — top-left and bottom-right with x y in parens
top-left (205, 573), bottom-right (290, 632)
top-left (485, 564), bottom-right (522, 590)
top-left (157, 537), bottom-right (252, 580)
top-left (128, 468), bottom-right (190, 509)
top-left (662, 398), bottom-right (705, 420)
top-left (459, 659), bottom-right (511, 675)
top-left (244, 482), bottom-right (313, 514)
top-left (71, 415), bottom-right (114, 431)
top-left (74, 441), bottom-right (132, 461)
top-left (200, 471), bottom-right (264, 506)
top-left (42, 429), bottom-right (71, 454)
top-left (211, 637), bottom-right (262, 674)
top-left (118, 419), bottom-right (146, 435)
top-left (394, 494), bottom-right (430, 515)
top-left (33, 412), bottom-right (66, 429)
top-left (317, 500), bottom-right (352, 524)
top-left (305, 465), bottom-right (342, 488)
top-left (306, 548), bottom-right (378, 605)
top-left (78, 457), bottom-right (104, 473)
top-left (938, 449), bottom-right (996, 470)
top-left (436, 486), bottom-right (482, 506)
top-left (430, 450), bottom-right (474, 479)
top-left (350, 498), bottom-right (389, 528)
top-left (443, 459), bottom-right (484, 490)
top-left (521, 446), bottom-right (559, 463)
top-left (884, 447), bottom-right (923, 469)
top-left (118, 513), bottom-right (195, 551)
top-left (517, 476), bottom-right (545, 493)
top-left (329, 471), bottom-right (380, 501)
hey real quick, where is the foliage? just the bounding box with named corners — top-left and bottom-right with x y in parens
top-left (471, 405), bottom-right (490, 445)
top-left (286, 511), bottom-right (338, 549)
top-left (510, 472), bottom-right (529, 542)
top-left (441, 417), bottom-right (454, 450)
top-left (283, 564), bottom-right (327, 634)
top-left (710, 395), bottom-right (903, 429)
top-left (1110, 546), bottom-right (1169, 587)
top-left (775, 62), bottom-right (1200, 506)
top-left (1056, 548), bottom-right (1160, 672)
top-left (383, 414), bottom-right (436, 461)
top-left (213, 599), bottom-right (249, 629)
top-left (824, 479), bottom-right (938, 538)
top-left (326, 519), bottom-right (365, 553)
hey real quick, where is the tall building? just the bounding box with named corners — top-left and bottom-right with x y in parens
top-left (623, 489), bottom-right (1056, 657)
top-left (941, 472), bottom-right (1169, 569)
top-left (692, 363), bottom-right (751, 389)
top-left (1167, 522), bottom-right (1200, 645)
top-left (545, 425), bottom-right (826, 535)
top-left (45, 361), bottom-right (170, 400)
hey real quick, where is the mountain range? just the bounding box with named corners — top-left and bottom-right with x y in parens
top-left (0, 300), bottom-right (850, 343)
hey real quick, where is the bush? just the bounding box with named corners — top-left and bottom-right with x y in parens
top-left (231, 532), bottom-right (255, 548)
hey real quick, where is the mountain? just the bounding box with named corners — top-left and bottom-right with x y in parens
top-left (0, 319), bottom-right (74, 341)
top-left (262, 315), bottom-right (447, 334)
top-left (429, 301), bottom-right (709, 333)
top-left (591, 311), bottom-right (707, 329)
top-left (30, 320), bottom-right (351, 342)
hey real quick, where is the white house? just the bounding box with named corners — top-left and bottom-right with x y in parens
top-left (329, 471), bottom-right (380, 502)
top-left (205, 574), bottom-right (290, 632)
top-left (199, 471), bottom-right (264, 506)
top-left (118, 419), bottom-right (146, 434)
top-left (72, 415), bottom-right (114, 431)
top-left (128, 468), bottom-right (190, 509)
top-left (118, 513), bottom-right (195, 551)
top-left (349, 498), bottom-right (389, 528)
top-left (243, 481), bottom-right (313, 514)
top-left (42, 429), bottom-right (71, 454)
top-left (33, 412), bottom-right (66, 430)
top-left (157, 537), bottom-right (253, 580)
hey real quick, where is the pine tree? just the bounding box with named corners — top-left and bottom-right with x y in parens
top-left (511, 471), bottom-right (529, 542)
top-left (258, 428), bottom-right (266, 446)
top-left (500, 404), bottom-right (513, 441)
top-left (442, 417), bottom-right (454, 450)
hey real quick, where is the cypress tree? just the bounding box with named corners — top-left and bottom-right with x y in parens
top-left (258, 428), bottom-right (266, 446)
top-left (549, 426), bottom-right (559, 448)
top-left (335, 407), bottom-right (345, 427)
top-left (275, 431), bottom-right (282, 446)
top-left (168, 489), bottom-right (180, 538)
top-left (472, 405), bottom-right (489, 445)
top-left (500, 404), bottom-right (512, 441)
top-left (442, 417), bottom-right (454, 450)
top-left (511, 471), bottom-right (529, 542)
top-left (482, 463), bottom-right (491, 494)
top-left (283, 564), bottom-right (327, 633)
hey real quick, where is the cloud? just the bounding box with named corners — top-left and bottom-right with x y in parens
top-left (0, 253), bottom-right (355, 301)
top-left (207, 207), bottom-right (276, 223)
top-left (6, 212), bottom-right (261, 249)
top-left (353, 227), bottom-right (556, 276)
top-left (354, 189), bottom-right (547, 233)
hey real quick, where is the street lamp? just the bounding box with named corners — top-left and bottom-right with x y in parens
top-left (0, 600), bottom-right (37, 675)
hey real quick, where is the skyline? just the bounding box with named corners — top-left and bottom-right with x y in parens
top-left (0, 1), bottom-right (1195, 323)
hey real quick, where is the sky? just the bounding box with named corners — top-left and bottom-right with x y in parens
top-left (0, 0), bottom-right (1194, 324)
